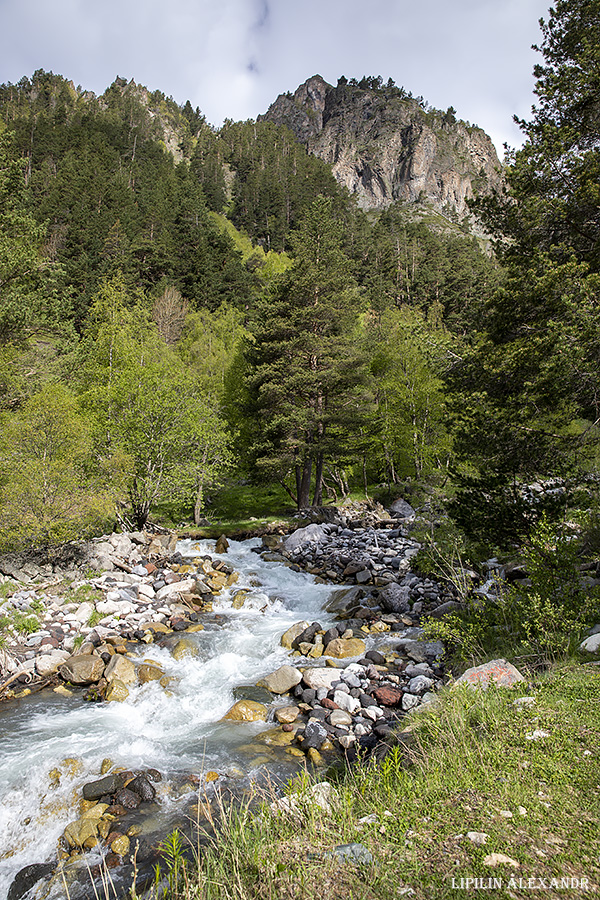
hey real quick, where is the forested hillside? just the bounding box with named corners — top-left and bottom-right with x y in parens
top-left (0, 3), bottom-right (598, 561)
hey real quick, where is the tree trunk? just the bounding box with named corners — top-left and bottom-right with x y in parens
top-left (327, 465), bottom-right (349, 500)
top-left (298, 456), bottom-right (312, 509)
top-left (312, 451), bottom-right (324, 506)
top-left (295, 463), bottom-right (302, 502)
top-left (130, 479), bottom-right (151, 529)
top-left (131, 500), bottom-right (150, 530)
top-left (194, 479), bottom-right (204, 525)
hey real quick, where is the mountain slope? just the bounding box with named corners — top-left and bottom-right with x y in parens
top-left (260, 75), bottom-right (503, 218)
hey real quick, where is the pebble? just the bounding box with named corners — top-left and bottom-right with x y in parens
top-left (467, 832), bottom-right (488, 845)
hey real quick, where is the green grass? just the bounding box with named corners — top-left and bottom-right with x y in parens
top-left (0, 609), bottom-right (40, 640)
top-left (171, 482), bottom-right (296, 538)
top-left (207, 482), bottom-right (293, 522)
top-left (0, 580), bottom-right (16, 600)
top-left (153, 662), bottom-right (600, 900)
top-left (68, 583), bottom-right (103, 605)
top-left (14, 613), bottom-right (40, 634)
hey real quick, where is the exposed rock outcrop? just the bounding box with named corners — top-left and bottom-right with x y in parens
top-left (261, 75), bottom-right (503, 218)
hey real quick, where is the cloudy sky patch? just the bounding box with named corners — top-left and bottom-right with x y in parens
top-left (0, 0), bottom-right (551, 154)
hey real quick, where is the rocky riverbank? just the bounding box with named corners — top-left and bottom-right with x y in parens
top-left (0, 498), bottom-right (459, 699)
top-left (0, 500), bottom-right (475, 900)
top-left (0, 529), bottom-right (241, 698)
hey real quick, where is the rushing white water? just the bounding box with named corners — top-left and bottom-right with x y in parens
top-left (0, 538), bottom-right (340, 899)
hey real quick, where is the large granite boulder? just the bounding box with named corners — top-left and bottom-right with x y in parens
top-left (284, 524), bottom-right (328, 554)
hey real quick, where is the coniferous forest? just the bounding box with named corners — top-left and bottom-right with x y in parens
top-left (0, 0), bottom-right (599, 560)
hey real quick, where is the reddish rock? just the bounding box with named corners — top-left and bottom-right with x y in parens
top-left (321, 697), bottom-right (339, 710)
top-left (108, 804), bottom-right (128, 817)
top-left (144, 562), bottom-right (157, 574)
top-left (282, 723), bottom-right (294, 732)
top-left (373, 686), bottom-right (403, 707)
top-left (453, 659), bottom-right (525, 690)
top-left (41, 638), bottom-right (59, 649)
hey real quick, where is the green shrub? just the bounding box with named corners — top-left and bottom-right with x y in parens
top-left (424, 516), bottom-right (600, 666)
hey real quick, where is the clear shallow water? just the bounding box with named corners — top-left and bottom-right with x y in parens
top-left (0, 538), bottom-right (337, 898)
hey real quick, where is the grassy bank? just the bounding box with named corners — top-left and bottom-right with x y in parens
top-left (153, 662), bottom-right (600, 900)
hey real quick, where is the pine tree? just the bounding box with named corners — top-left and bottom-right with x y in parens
top-left (242, 197), bottom-right (367, 508)
top-left (451, 0), bottom-right (600, 544)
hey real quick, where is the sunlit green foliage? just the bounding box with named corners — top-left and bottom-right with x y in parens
top-left (0, 383), bottom-right (116, 548)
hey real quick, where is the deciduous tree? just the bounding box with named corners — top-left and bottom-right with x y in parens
top-left (0, 384), bottom-right (115, 548)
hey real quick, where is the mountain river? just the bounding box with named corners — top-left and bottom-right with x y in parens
top-left (0, 537), bottom-right (345, 899)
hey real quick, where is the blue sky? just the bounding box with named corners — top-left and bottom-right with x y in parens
top-left (0, 0), bottom-right (551, 156)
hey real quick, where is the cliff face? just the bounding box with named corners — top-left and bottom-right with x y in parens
top-left (261, 75), bottom-right (503, 217)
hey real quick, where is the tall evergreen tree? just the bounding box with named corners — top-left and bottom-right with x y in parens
top-left (450, 0), bottom-right (600, 544)
top-left (242, 197), bottom-right (367, 508)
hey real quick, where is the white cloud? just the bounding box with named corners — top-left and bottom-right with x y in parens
top-left (0, 0), bottom-right (551, 150)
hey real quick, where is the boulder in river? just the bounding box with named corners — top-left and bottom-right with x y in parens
top-left (222, 700), bottom-right (268, 722)
top-left (137, 663), bottom-right (164, 684)
top-left (7, 863), bottom-right (55, 900)
top-left (232, 684), bottom-right (273, 704)
top-left (261, 665), bottom-right (303, 694)
top-left (128, 774), bottom-right (156, 801)
top-left (60, 654), bottom-right (105, 685)
top-left (105, 678), bottom-right (129, 702)
top-left (82, 773), bottom-right (126, 801)
top-left (108, 833), bottom-right (130, 856)
top-left (280, 621), bottom-right (310, 649)
top-left (114, 787), bottom-right (141, 809)
top-left (215, 535), bottom-right (230, 554)
top-left (323, 637), bottom-right (366, 659)
top-left (171, 638), bottom-right (199, 660)
top-left (63, 817), bottom-right (99, 849)
top-left (104, 654), bottom-right (136, 685)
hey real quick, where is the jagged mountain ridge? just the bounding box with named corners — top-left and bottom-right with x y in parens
top-left (260, 75), bottom-right (503, 218)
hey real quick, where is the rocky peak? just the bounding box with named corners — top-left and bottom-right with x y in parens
top-left (263, 74), bottom-right (329, 144)
top-left (261, 76), bottom-right (503, 218)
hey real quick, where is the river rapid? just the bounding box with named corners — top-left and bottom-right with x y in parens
top-left (0, 538), bottom-right (338, 899)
